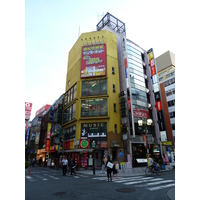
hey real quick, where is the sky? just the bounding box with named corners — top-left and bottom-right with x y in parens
top-left (25, 0), bottom-right (179, 121)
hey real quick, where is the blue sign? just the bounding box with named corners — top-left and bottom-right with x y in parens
top-left (26, 128), bottom-right (30, 141)
top-left (118, 151), bottom-right (123, 158)
top-left (28, 149), bottom-right (35, 154)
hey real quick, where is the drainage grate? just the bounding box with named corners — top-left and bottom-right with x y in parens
top-left (116, 188), bottom-right (135, 193)
top-left (52, 192), bottom-right (66, 196)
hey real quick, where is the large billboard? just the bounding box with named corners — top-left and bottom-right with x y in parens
top-left (81, 44), bottom-right (106, 78)
top-left (25, 102), bottom-right (32, 120)
top-left (35, 104), bottom-right (51, 116)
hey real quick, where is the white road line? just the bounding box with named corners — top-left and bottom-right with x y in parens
top-left (114, 177), bottom-right (153, 183)
top-left (43, 174), bottom-right (59, 179)
top-left (92, 176), bottom-right (144, 180)
top-left (148, 183), bottom-right (175, 191)
top-left (25, 175), bottom-right (36, 182)
top-left (78, 175), bottom-right (88, 177)
top-left (136, 180), bottom-right (174, 187)
top-left (124, 178), bottom-right (163, 185)
top-left (35, 175), bottom-right (48, 181)
top-left (74, 176), bottom-right (80, 178)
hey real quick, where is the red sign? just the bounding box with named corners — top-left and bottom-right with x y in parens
top-left (25, 102), bottom-right (32, 120)
top-left (156, 101), bottom-right (162, 111)
top-left (100, 142), bottom-right (107, 148)
top-left (124, 58), bottom-right (127, 68)
top-left (133, 108), bottom-right (149, 118)
top-left (150, 66), bottom-right (156, 76)
top-left (81, 44), bottom-right (106, 78)
top-left (46, 139), bottom-right (50, 151)
top-left (64, 141), bottom-right (70, 150)
top-left (50, 145), bottom-right (55, 152)
top-left (128, 98), bottom-right (131, 110)
top-left (35, 104), bottom-right (51, 116)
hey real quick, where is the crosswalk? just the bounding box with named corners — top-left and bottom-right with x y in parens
top-left (92, 175), bottom-right (175, 191)
top-left (25, 173), bottom-right (88, 182)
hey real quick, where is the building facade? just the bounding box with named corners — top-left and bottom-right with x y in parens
top-left (155, 50), bottom-right (175, 162)
top-left (62, 13), bottom-right (166, 169)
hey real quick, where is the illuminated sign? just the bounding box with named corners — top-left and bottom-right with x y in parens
top-left (80, 139), bottom-right (89, 149)
top-left (81, 44), bottom-right (106, 78)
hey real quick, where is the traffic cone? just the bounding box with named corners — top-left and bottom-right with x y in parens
top-left (29, 167), bottom-right (30, 176)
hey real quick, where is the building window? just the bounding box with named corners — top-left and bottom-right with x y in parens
top-left (159, 77), bottom-right (163, 82)
top-left (82, 79), bottom-right (107, 96)
top-left (171, 124), bottom-right (175, 130)
top-left (114, 103), bottom-right (116, 112)
top-left (166, 72), bottom-right (175, 78)
top-left (115, 124), bottom-right (117, 134)
top-left (169, 111), bottom-right (175, 118)
top-left (113, 84), bottom-right (116, 92)
top-left (167, 100), bottom-right (175, 107)
top-left (68, 80), bottom-right (70, 86)
top-left (159, 71), bottom-right (167, 77)
top-left (112, 67), bottom-right (115, 74)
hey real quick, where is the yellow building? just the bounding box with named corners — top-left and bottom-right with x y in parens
top-left (62, 30), bottom-right (123, 169)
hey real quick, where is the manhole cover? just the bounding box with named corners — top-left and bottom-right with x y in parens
top-left (116, 188), bottom-right (135, 193)
top-left (52, 192), bottom-right (66, 196)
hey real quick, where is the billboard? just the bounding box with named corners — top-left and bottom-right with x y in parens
top-left (81, 44), bottom-right (106, 78)
top-left (25, 102), bottom-right (32, 120)
top-left (35, 104), bottom-right (51, 116)
top-left (133, 108), bottom-right (149, 119)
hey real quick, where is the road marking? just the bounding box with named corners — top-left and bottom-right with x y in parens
top-left (25, 175), bottom-right (36, 182)
top-left (35, 175), bottom-right (48, 181)
top-left (78, 175), bottom-right (88, 177)
top-left (148, 183), bottom-right (175, 191)
top-left (114, 177), bottom-right (153, 183)
top-left (136, 180), bottom-right (174, 187)
top-left (44, 174), bottom-right (59, 179)
top-left (124, 178), bottom-right (163, 185)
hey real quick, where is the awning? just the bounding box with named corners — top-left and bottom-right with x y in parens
top-left (111, 140), bottom-right (120, 148)
top-left (63, 148), bottom-right (94, 153)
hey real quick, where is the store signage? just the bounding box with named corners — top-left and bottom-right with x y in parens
top-left (161, 141), bottom-right (172, 146)
top-left (70, 140), bottom-right (74, 150)
top-left (81, 44), bottom-right (106, 78)
top-left (100, 142), bottom-right (107, 148)
top-left (35, 104), bottom-right (51, 116)
top-left (156, 101), bottom-right (162, 111)
top-left (133, 108), bottom-right (149, 119)
top-left (47, 123), bottom-right (51, 139)
top-left (142, 134), bottom-right (147, 149)
top-left (46, 139), bottom-right (50, 151)
top-left (25, 102), bottom-right (32, 120)
top-left (154, 92), bottom-right (160, 101)
top-left (80, 139), bottom-right (89, 149)
top-left (26, 128), bottom-right (30, 141)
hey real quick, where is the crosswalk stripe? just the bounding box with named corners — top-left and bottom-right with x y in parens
top-left (124, 178), bottom-right (163, 185)
top-left (136, 180), bottom-right (174, 187)
top-left (148, 183), bottom-right (175, 191)
top-left (35, 175), bottom-right (48, 181)
top-left (78, 175), bottom-right (88, 177)
top-left (44, 174), bottom-right (59, 179)
top-left (114, 177), bottom-right (153, 183)
top-left (25, 175), bottom-right (36, 182)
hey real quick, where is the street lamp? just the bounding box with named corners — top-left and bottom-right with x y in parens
top-left (138, 118), bottom-right (153, 166)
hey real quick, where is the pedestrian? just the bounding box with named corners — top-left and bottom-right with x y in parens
top-left (112, 160), bottom-right (119, 180)
top-left (39, 157), bottom-right (42, 167)
top-left (106, 156), bottom-right (113, 182)
top-left (70, 158), bottom-right (76, 176)
top-left (101, 155), bottom-right (107, 173)
top-left (62, 156), bottom-right (68, 176)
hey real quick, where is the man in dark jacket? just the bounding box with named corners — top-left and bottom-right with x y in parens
top-left (106, 156), bottom-right (113, 182)
top-left (70, 158), bottom-right (76, 176)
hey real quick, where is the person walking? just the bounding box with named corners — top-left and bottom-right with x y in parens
top-left (70, 158), bottom-right (77, 176)
top-left (62, 156), bottom-right (68, 176)
top-left (112, 160), bottom-right (119, 180)
top-left (106, 156), bottom-right (113, 182)
top-left (101, 155), bottom-right (107, 173)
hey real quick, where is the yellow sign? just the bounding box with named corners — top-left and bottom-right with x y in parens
top-left (148, 51), bottom-right (154, 61)
top-left (70, 140), bottom-right (74, 150)
top-left (161, 141), bottom-right (172, 146)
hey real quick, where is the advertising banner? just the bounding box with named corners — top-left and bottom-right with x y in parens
top-left (26, 128), bottom-right (30, 141)
top-left (81, 44), bottom-right (106, 78)
top-left (156, 100), bottom-right (162, 111)
top-left (46, 139), bottom-right (50, 151)
top-left (47, 123), bottom-right (52, 139)
top-left (142, 134), bottom-right (147, 149)
top-left (25, 102), bottom-right (32, 120)
top-left (133, 108), bottom-right (149, 118)
top-left (35, 104), bottom-right (51, 116)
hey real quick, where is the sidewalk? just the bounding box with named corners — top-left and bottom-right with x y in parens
top-left (77, 164), bottom-right (175, 177)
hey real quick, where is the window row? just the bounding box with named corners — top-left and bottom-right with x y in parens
top-left (128, 62), bottom-right (144, 73)
top-left (167, 100), bottom-right (175, 107)
top-left (130, 72), bottom-right (145, 83)
top-left (166, 72), bottom-right (175, 78)
top-left (63, 103), bottom-right (76, 124)
top-left (169, 111), bottom-right (175, 118)
top-left (126, 44), bottom-right (143, 56)
top-left (164, 78), bottom-right (175, 87)
top-left (127, 49), bottom-right (142, 60)
top-left (81, 99), bottom-right (107, 117)
top-left (82, 79), bottom-right (107, 96)
top-left (64, 84), bottom-right (77, 106)
top-left (63, 125), bottom-right (76, 140)
top-left (166, 89), bottom-right (175, 97)
top-left (127, 54), bottom-right (143, 65)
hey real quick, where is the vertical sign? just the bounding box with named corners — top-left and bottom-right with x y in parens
top-left (47, 123), bottom-right (52, 139)
top-left (25, 102), bottom-right (32, 120)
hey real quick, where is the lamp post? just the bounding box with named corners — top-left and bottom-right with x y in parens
top-left (138, 118), bottom-right (153, 166)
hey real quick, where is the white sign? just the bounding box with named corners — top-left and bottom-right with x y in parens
top-left (107, 161), bottom-right (113, 169)
top-left (160, 131), bottom-right (167, 142)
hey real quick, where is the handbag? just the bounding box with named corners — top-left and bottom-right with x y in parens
top-left (107, 161), bottom-right (113, 169)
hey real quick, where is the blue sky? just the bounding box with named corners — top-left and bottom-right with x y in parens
top-left (25, 0), bottom-right (177, 120)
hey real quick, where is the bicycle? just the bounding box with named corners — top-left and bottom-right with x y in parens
top-left (145, 163), bottom-right (162, 176)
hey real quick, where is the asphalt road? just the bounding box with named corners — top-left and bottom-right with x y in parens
top-left (25, 167), bottom-right (175, 200)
